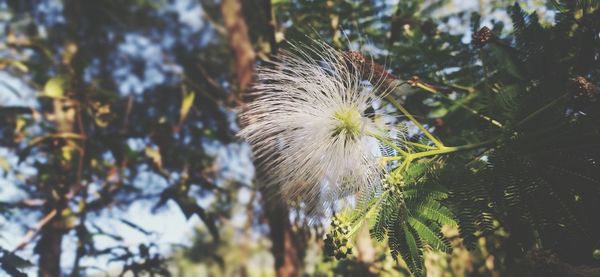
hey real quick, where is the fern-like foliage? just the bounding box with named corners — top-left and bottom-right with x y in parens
top-left (369, 160), bottom-right (456, 276)
top-left (437, 1), bottom-right (600, 269)
top-left (324, 1), bottom-right (599, 274)
top-left (371, 1), bottom-right (599, 274)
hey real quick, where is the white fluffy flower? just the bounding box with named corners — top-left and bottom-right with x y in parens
top-left (239, 42), bottom-right (396, 211)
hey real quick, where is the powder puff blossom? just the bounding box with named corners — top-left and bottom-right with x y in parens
top-left (239, 42), bottom-right (398, 211)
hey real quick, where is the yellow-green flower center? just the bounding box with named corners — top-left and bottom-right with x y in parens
top-left (333, 107), bottom-right (362, 139)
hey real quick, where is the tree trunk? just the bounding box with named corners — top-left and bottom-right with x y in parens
top-left (37, 207), bottom-right (65, 277)
top-left (220, 0), bottom-right (301, 274)
top-left (264, 199), bottom-right (302, 277)
top-left (35, 95), bottom-right (73, 277)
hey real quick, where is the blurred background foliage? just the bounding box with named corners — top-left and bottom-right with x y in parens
top-left (0, 0), bottom-right (598, 276)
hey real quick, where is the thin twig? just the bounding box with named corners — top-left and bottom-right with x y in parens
top-left (386, 96), bottom-right (446, 148)
top-left (408, 76), bottom-right (503, 128)
top-left (12, 209), bottom-right (58, 252)
top-left (517, 93), bottom-right (569, 127)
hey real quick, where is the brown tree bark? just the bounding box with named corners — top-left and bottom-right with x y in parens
top-left (220, 0), bottom-right (256, 97)
top-left (263, 198), bottom-right (302, 277)
top-left (35, 99), bottom-right (73, 277)
top-left (37, 215), bottom-right (65, 277)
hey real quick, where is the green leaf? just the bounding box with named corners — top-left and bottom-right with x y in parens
top-left (179, 88), bottom-right (196, 126)
top-left (401, 224), bottom-right (424, 276)
top-left (417, 205), bottom-right (457, 227)
top-left (0, 157), bottom-right (10, 173)
top-left (0, 59), bottom-right (28, 72)
top-left (429, 107), bottom-right (448, 118)
top-left (42, 76), bottom-right (68, 98)
top-left (144, 146), bottom-right (162, 169)
top-left (370, 197), bottom-right (391, 241)
top-left (408, 217), bottom-right (450, 253)
top-left (489, 44), bottom-right (524, 80)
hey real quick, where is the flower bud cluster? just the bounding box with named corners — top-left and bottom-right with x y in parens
top-left (324, 216), bottom-right (353, 259)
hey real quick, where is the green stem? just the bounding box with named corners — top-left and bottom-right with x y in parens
top-left (348, 190), bottom-right (389, 238)
top-left (442, 93), bottom-right (503, 128)
top-left (381, 156), bottom-right (402, 162)
top-left (385, 96), bottom-right (445, 148)
top-left (398, 156), bottom-right (413, 172)
top-left (411, 139), bottom-right (496, 159)
top-left (410, 79), bottom-right (502, 128)
top-left (385, 138), bottom-right (498, 173)
top-left (404, 141), bottom-right (437, 150)
top-left (517, 93), bottom-right (569, 127)
top-left (367, 131), bottom-right (410, 157)
top-left (446, 83), bottom-right (476, 94)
